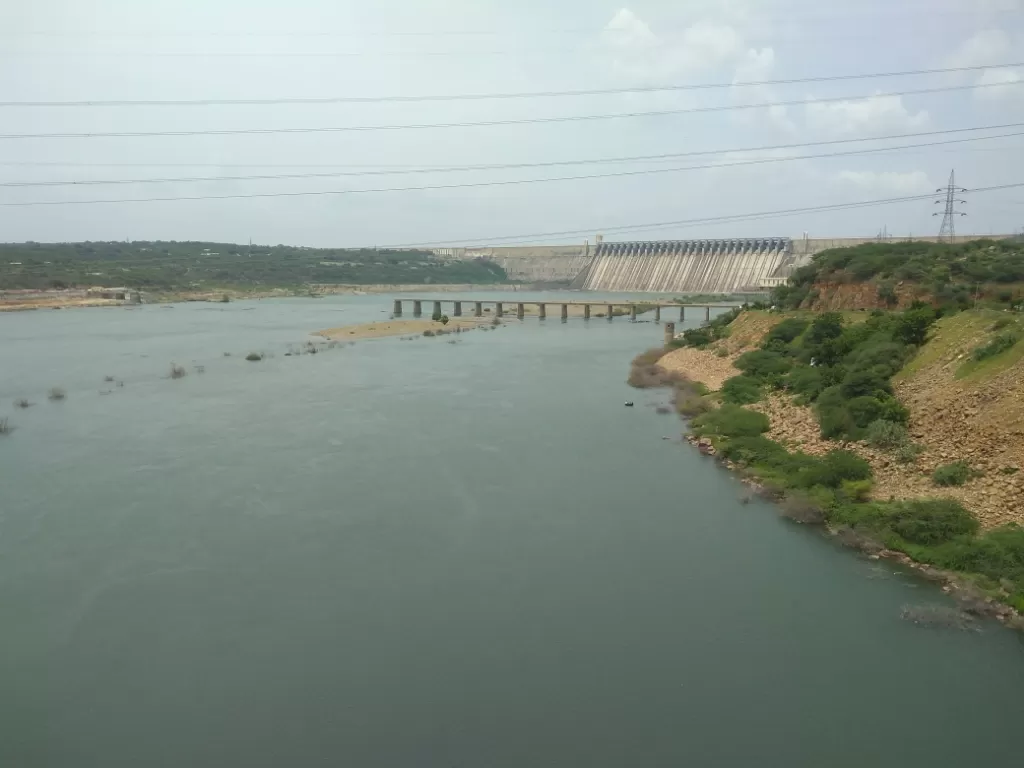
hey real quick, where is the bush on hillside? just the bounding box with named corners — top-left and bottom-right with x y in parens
top-left (866, 419), bottom-right (911, 449)
top-left (808, 450), bottom-right (872, 488)
top-left (764, 317), bottom-right (809, 346)
top-left (932, 461), bottom-right (979, 487)
top-left (971, 331), bottom-right (1020, 362)
top-left (734, 349), bottom-right (793, 382)
top-left (691, 404), bottom-right (770, 438)
top-left (932, 525), bottom-right (1024, 587)
top-left (785, 366), bottom-right (825, 401)
top-left (893, 305), bottom-right (938, 346)
top-left (833, 498), bottom-right (978, 547)
top-left (839, 369), bottom-right (892, 399)
top-left (721, 375), bottom-right (762, 405)
top-left (889, 499), bottom-right (979, 546)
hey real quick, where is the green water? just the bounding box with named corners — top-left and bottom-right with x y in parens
top-left (1, 295), bottom-right (1021, 767)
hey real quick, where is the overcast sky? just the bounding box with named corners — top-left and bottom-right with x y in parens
top-left (0, 0), bottom-right (1022, 247)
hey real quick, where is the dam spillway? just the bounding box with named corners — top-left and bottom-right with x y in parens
top-left (579, 238), bottom-right (792, 293)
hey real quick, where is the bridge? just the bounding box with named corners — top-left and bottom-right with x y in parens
top-left (392, 297), bottom-right (735, 323)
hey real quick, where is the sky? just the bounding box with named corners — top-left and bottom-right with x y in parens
top-left (0, 0), bottom-right (1022, 247)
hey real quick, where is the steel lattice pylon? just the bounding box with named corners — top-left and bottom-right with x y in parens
top-left (934, 170), bottom-right (967, 243)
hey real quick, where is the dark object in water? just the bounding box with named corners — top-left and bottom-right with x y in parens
top-left (624, 401), bottom-right (634, 407)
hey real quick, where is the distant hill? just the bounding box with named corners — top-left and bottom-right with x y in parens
top-left (0, 241), bottom-right (507, 292)
top-left (774, 239), bottom-right (1024, 311)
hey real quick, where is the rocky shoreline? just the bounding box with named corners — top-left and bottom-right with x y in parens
top-left (682, 437), bottom-right (1024, 631)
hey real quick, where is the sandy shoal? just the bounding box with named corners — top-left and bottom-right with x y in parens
top-left (315, 317), bottom-right (490, 341)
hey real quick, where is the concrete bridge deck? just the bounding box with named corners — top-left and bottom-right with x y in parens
top-left (392, 298), bottom-right (736, 323)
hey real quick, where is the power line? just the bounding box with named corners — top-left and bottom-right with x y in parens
top-left (5, 140), bottom-right (1024, 169)
top-left (2, 124), bottom-right (1015, 189)
top-left (4, 133), bottom-right (1024, 206)
top-left (4, 187), bottom-right (1020, 270)
top-left (2, 125), bottom-right (1022, 189)
top-left (0, 82), bottom-right (1016, 141)
top-left (2, 62), bottom-right (1020, 108)
top-left (372, 183), bottom-right (1024, 249)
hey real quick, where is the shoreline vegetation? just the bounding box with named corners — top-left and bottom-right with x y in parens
top-left (631, 240), bottom-right (1024, 632)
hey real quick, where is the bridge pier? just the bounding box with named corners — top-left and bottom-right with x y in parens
top-left (630, 305), bottom-right (637, 322)
top-left (495, 302), bottom-right (503, 318)
top-left (393, 299), bottom-right (402, 317)
top-left (538, 303), bottom-right (546, 320)
top-left (583, 304), bottom-right (591, 320)
top-left (432, 301), bottom-right (442, 321)
top-left (413, 300), bottom-right (422, 317)
top-left (654, 306), bottom-right (661, 322)
top-left (705, 306), bottom-right (711, 323)
top-left (664, 322), bottom-right (676, 346)
top-left (606, 304), bottom-right (613, 320)
top-left (561, 304), bottom-right (568, 321)
top-left (474, 301), bottom-right (483, 317)
top-left (517, 303), bottom-right (525, 320)
top-left (679, 306), bottom-right (685, 322)
top-left (453, 301), bottom-right (462, 317)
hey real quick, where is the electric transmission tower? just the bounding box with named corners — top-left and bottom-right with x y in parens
top-left (933, 170), bottom-right (967, 243)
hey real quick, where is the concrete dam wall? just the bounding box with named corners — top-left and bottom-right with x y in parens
top-left (436, 245), bottom-right (592, 283)
top-left (580, 238), bottom-right (791, 293)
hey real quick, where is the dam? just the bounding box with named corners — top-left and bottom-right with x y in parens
top-left (577, 238), bottom-right (793, 293)
top-left (438, 233), bottom-right (1014, 294)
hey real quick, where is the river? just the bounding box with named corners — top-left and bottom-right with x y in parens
top-left (1, 293), bottom-right (1021, 767)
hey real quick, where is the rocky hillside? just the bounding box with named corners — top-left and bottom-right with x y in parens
top-left (775, 239), bottom-right (1024, 312)
top-left (660, 309), bottom-right (1024, 528)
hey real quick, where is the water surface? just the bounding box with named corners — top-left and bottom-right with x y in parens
top-left (1, 296), bottom-right (1021, 767)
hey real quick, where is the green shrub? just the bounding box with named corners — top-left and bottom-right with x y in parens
top-left (807, 312), bottom-right (844, 345)
top-left (840, 479), bottom-right (874, 502)
top-left (877, 280), bottom-right (898, 306)
top-left (839, 369), bottom-right (892, 398)
top-left (865, 419), bottom-right (910, 449)
top-left (892, 305), bottom-right (937, 346)
top-left (245, 352), bottom-right (264, 361)
top-left (845, 396), bottom-right (885, 429)
top-left (692, 404), bottom-right (770, 438)
top-left (681, 327), bottom-right (713, 348)
top-left (833, 498), bottom-right (978, 547)
top-left (889, 499), bottom-right (979, 546)
top-left (721, 375), bottom-right (762, 405)
top-left (971, 331), bottom-right (1020, 362)
top-left (895, 442), bottom-right (924, 464)
top-left (932, 461), bottom-right (979, 487)
top-left (735, 349), bottom-right (793, 381)
top-left (931, 525), bottom-right (1024, 586)
top-left (786, 366), bottom-right (824, 399)
top-left (814, 450), bottom-right (873, 488)
top-left (765, 317), bottom-right (809, 345)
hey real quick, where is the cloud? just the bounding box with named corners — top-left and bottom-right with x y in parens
top-left (729, 48), bottom-right (796, 132)
top-left (948, 29), bottom-right (1012, 69)
top-left (600, 8), bottom-right (744, 81)
top-left (976, 67), bottom-right (1023, 100)
top-left (804, 94), bottom-right (929, 135)
top-left (834, 170), bottom-right (933, 195)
